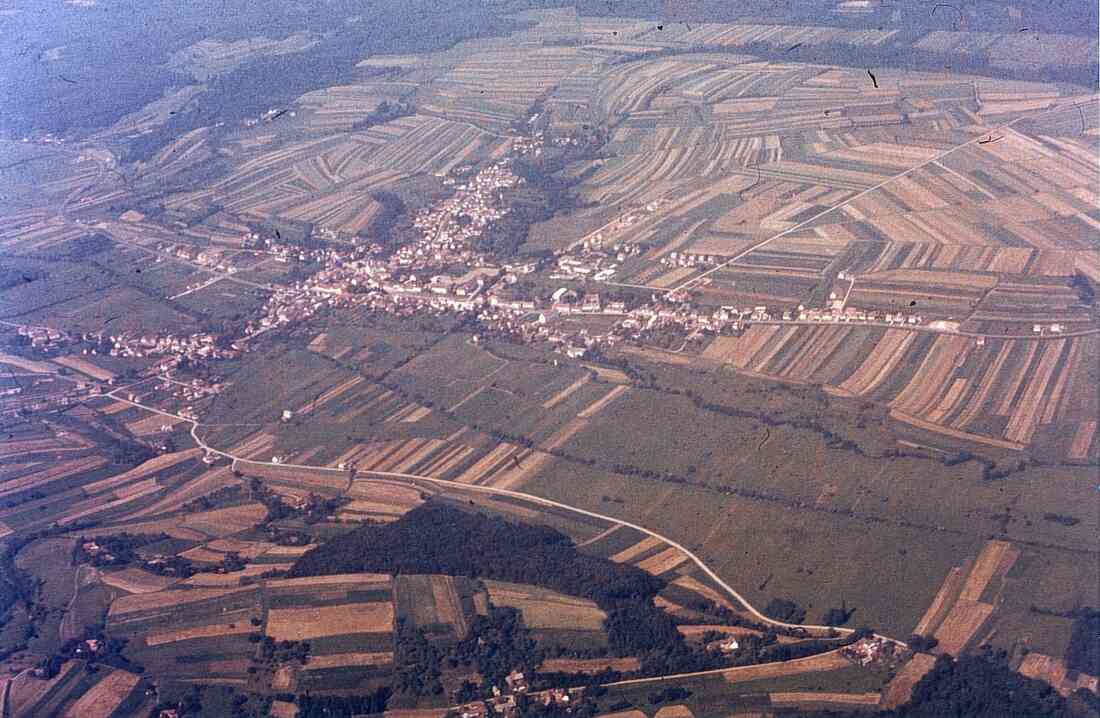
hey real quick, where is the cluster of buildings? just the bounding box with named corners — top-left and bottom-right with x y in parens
top-left (155, 242), bottom-right (241, 274)
top-left (841, 636), bottom-right (895, 666)
top-left (553, 240), bottom-right (642, 282)
top-left (90, 331), bottom-right (239, 367)
top-left (13, 324), bottom-right (67, 351)
top-left (241, 155), bottom-right (540, 338)
top-left (659, 251), bottom-right (717, 269)
top-left (458, 670), bottom-right (581, 718)
top-left (424, 161), bottom-right (522, 251)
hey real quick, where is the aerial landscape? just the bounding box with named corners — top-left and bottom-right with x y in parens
top-left (0, 0), bottom-right (1096, 716)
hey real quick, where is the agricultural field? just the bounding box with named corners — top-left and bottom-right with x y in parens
top-left (589, 654), bottom-right (894, 718)
top-left (484, 579), bottom-right (609, 649)
top-left (5, 661), bottom-right (148, 718)
top-left (701, 326), bottom-right (1099, 461)
top-left (517, 360), bottom-right (1098, 645)
top-left (0, 2), bottom-right (1095, 715)
top-left (394, 574), bottom-right (481, 642)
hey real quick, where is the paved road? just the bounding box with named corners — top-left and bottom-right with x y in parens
top-left (101, 400), bottom-right (906, 646)
top-left (735, 319), bottom-right (1100, 340)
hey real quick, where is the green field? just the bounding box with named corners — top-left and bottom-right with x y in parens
top-left (591, 662), bottom-right (893, 718)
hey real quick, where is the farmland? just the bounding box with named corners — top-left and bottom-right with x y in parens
top-left (0, 1), bottom-right (1095, 715)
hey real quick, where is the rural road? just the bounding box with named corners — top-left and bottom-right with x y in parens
top-left (84, 397), bottom-right (910, 647)
top-left (728, 319), bottom-right (1100, 340)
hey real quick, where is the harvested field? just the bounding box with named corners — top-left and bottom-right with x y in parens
top-left (125, 413), bottom-right (183, 436)
top-left (676, 625), bottom-right (766, 640)
top-left (183, 503), bottom-right (268, 536)
top-left (184, 564), bottom-right (294, 586)
top-left (543, 375), bottom-right (591, 409)
top-left (912, 566), bottom-right (966, 636)
top-left (236, 461), bottom-right (349, 492)
top-left (304, 652), bottom-right (394, 670)
top-left (635, 546), bottom-right (690, 575)
top-left (769, 692), bottom-right (880, 706)
top-left (263, 545), bottom-right (314, 557)
top-left (347, 481), bottom-right (426, 515)
top-left (99, 568), bottom-right (181, 595)
top-left (267, 602), bottom-right (395, 641)
top-left (400, 406), bottom-right (433, 423)
top-left (61, 669), bottom-right (140, 718)
top-left (959, 540), bottom-right (1017, 602)
top-left (720, 650), bottom-right (851, 684)
top-left (609, 536), bottom-right (664, 564)
top-left (81, 449), bottom-right (200, 496)
top-left (126, 467), bottom-right (239, 519)
top-left (52, 356), bottom-right (115, 381)
top-left (597, 711), bottom-right (646, 718)
top-left (109, 585), bottom-right (256, 618)
top-left (145, 621), bottom-right (255, 646)
top-left (653, 705), bottom-right (694, 718)
top-left (384, 710), bottom-right (450, 718)
top-left (0, 352), bottom-right (58, 373)
top-left (228, 432), bottom-right (276, 460)
top-left (394, 574), bottom-right (471, 637)
top-left (431, 575), bottom-right (469, 637)
top-left (0, 455), bottom-right (108, 499)
top-left (7, 660), bottom-right (78, 717)
top-left (206, 538), bottom-right (275, 559)
top-left (582, 364), bottom-right (631, 383)
top-left (484, 581), bottom-right (606, 632)
top-left (271, 701), bottom-right (298, 718)
top-left (578, 385), bottom-right (629, 419)
top-left (540, 657), bottom-right (641, 674)
top-left (1017, 652), bottom-right (1100, 697)
top-left (265, 573), bottom-right (390, 591)
top-left (881, 653), bottom-right (937, 709)
top-left (671, 576), bottom-right (737, 611)
top-left (1069, 421), bottom-right (1096, 460)
top-left (82, 502), bottom-right (266, 541)
top-left (932, 599), bottom-right (994, 656)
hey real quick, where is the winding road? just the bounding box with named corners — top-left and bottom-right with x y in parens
top-left (98, 388), bottom-right (908, 648)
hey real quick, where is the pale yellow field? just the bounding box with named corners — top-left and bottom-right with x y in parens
top-left (933, 599), bottom-right (994, 655)
top-left (52, 356), bottom-right (115, 381)
top-left (7, 661), bottom-right (78, 717)
top-left (270, 700), bottom-right (299, 718)
top-left (540, 657), bottom-right (641, 674)
top-left (721, 650), bottom-right (850, 684)
top-left (959, 540), bottom-right (1016, 602)
top-left (304, 652), bottom-right (394, 670)
top-left (183, 564), bottom-right (293, 587)
top-left (881, 653), bottom-right (937, 709)
top-left (266, 602), bottom-right (395, 641)
top-left (146, 621), bottom-right (255, 646)
top-left (770, 692), bottom-right (880, 706)
top-left (484, 581), bottom-right (605, 631)
top-left (610, 536), bottom-right (664, 564)
top-left (653, 705), bottom-right (694, 718)
top-left (109, 585), bottom-right (256, 617)
top-left (635, 547), bottom-right (689, 575)
top-left (99, 568), bottom-right (181, 595)
top-left (265, 573), bottom-right (391, 591)
top-left (61, 669), bottom-right (140, 718)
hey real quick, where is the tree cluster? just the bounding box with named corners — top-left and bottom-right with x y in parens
top-left (288, 502), bottom-right (677, 656)
top-left (794, 650), bottom-right (1081, 718)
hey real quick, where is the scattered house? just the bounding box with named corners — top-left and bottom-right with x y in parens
top-left (842, 636), bottom-right (893, 666)
top-left (505, 670), bottom-right (528, 694)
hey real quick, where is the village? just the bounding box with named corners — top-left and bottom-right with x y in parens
top-left (0, 124), bottom-right (988, 425)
